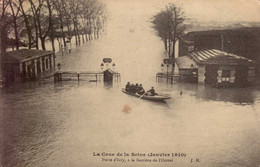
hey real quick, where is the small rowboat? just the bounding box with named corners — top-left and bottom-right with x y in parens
top-left (122, 89), bottom-right (171, 101)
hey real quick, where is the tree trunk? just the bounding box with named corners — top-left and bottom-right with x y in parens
top-left (86, 33), bottom-right (88, 42)
top-left (75, 22), bottom-right (80, 45)
top-left (29, 0), bottom-right (39, 50)
top-left (20, 1), bottom-right (32, 49)
top-left (9, 2), bottom-right (20, 50)
top-left (0, 27), bottom-right (7, 54)
top-left (40, 37), bottom-right (46, 50)
top-left (164, 38), bottom-right (167, 51)
top-left (59, 15), bottom-right (66, 47)
top-left (78, 35), bottom-right (81, 45)
top-left (14, 20), bottom-right (19, 50)
top-left (172, 40), bottom-right (175, 60)
top-left (33, 14), bottom-right (39, 49)
top-left (82, 34), bottom-right (85, 43)
top-left (172, 40), bottom-right (176, 74)
top-left (168, 39), bottom-right (171, 59)
top-left (74, 25), bottom-right (78, 45)
top-left (46, 0), bottom-right (55, 54)
top-left (0, 9), bottom-right (7, 54)
top-left (64, 9), bottom-right (72, 45)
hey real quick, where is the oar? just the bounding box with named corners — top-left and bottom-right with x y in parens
top-left (139, 91), bottom-right (148, 99)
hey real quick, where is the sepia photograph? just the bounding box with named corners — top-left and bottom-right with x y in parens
top-left (0, 0), bottom-right (260, 166)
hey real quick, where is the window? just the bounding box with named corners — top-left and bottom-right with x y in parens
top-left (46, 59), bottom-right (49, 69)
top-left (42, 57), bottom-right (45, 71)
top-left (49, 56), bottom-right (52, 68)
top-left (222, 70), bottom-right (230, 82)
top-left (22, 63), bottom-right (26, 75)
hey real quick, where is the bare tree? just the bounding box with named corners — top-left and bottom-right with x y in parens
top-left (1, 0), bottom-right (108, 55)
top-left (52, 0), bottom-right (66, 47)
top-left (0, 0), bottom-right (10, 54)
top-left (18, 0), bottom-right (33, 49)
top-left (9, 0), bottom-right (22, 50)
top-left (152, 3), bottom-right (188, 60)
top-left (29, 0), bottom-right (53, 50)
top-left (152, 10), bottom-right (172, 58)
top-left (46, 0), bottom-right (55, 53)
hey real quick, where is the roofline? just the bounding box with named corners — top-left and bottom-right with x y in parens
top-left (19, 52), bottom-right (53, 63)
top-left (4, 49), bottom-right (53, 63)
top-left (187, 49), bottom-right (255, 66)
top-left (196, 61), bottom-right (255, 66)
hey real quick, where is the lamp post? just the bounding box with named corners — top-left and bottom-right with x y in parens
top-left (161, 63), bottom-right (164, 71)
top-left (191, 63), bottom-right (195, 75)
top-left (112, 63), bottom-right (116, 70)
top-left (160, 63), bottom-right (169, 83)
top-left (101, 63), bottom-right (104, 71)
top-left (166, 64), bottom-right (169, 83)
top-left (57, 63), bottom-right (61, 71)
top-left (60, 25), bottom-right (63, 49)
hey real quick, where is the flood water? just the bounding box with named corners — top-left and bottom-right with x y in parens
top-left (1, 1), bottom-right (260, 167)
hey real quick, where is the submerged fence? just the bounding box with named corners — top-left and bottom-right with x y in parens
top-left (54, 71), bottom-right (121, 83)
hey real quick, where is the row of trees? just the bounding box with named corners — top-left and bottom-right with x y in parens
top-left (0, 0), bottom-right (108, 54)
top-left (151, 3), bottom-right (189, 61)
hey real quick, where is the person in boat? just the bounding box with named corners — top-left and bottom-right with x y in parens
top-left (125, 82), bottom-right (131, 92)
top-left (129, 84), bottom-right (135, 93)
top-left (146, 87), bottom-right (157, 96)
top-left (134, 83), bottom-right (139, 94)
top-left (137, 84), bottom-right (145, 95)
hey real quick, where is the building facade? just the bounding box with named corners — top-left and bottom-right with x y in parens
top-left (178, 28), bottom-right (260, 75)
top-left (2, 49), bottom-right (55, 82)
top-left (176, 49), bottom-right (256, 87)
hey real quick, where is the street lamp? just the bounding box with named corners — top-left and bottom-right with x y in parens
top-left (161, 63), bottom-right (164, 71)
top-left (101, 63), bottom-right (104, 70)
top-left (57, 63), bottom-right (61, 71)
top-left (166, 64), bottom-right (169, 83)
top-left (112, 63), bottom-right (116, 70)
top-left (160, 63), bottom-right (169, 82)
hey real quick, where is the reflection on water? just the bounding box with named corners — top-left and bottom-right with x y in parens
top-left (0, 79), bottom-right (260, 167)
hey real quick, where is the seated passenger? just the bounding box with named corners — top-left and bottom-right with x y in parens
top-left (137, 84), bottom-right (145, 95)
top-left (134, 83), bottom-right (139, 94)
top-left (125, 82), bottom-right (130, 91)
top-left (129, 84), bottom-right (135, 93)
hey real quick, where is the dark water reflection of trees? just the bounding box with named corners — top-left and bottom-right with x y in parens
top-left (196, 86), bottom-right (256, 105)
top-left (160, 80), bottom-right (260, 105)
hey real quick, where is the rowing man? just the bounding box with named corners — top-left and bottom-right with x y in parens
top-left (147, 87), bottom-right (157, 96)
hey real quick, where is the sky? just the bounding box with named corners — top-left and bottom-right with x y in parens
top-left (105, 0), bottom-right (260, 23)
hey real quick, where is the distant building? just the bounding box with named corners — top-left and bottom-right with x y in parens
top-left (179, 39), bottom-right (195, 56)
top-left (2, 49), bottom-right (55, 82)
top-left (178, 28), bottom-right (260, 74)
top-left (176, 49), bottom-right (256, 87)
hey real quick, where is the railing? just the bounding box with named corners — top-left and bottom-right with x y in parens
top-left (156, 72), bottom-right (181, 84)
top-left (54, 71), bottom-right (121, 83)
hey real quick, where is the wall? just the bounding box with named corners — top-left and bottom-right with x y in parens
top-left (19, 53), bottom-right (54, 82)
